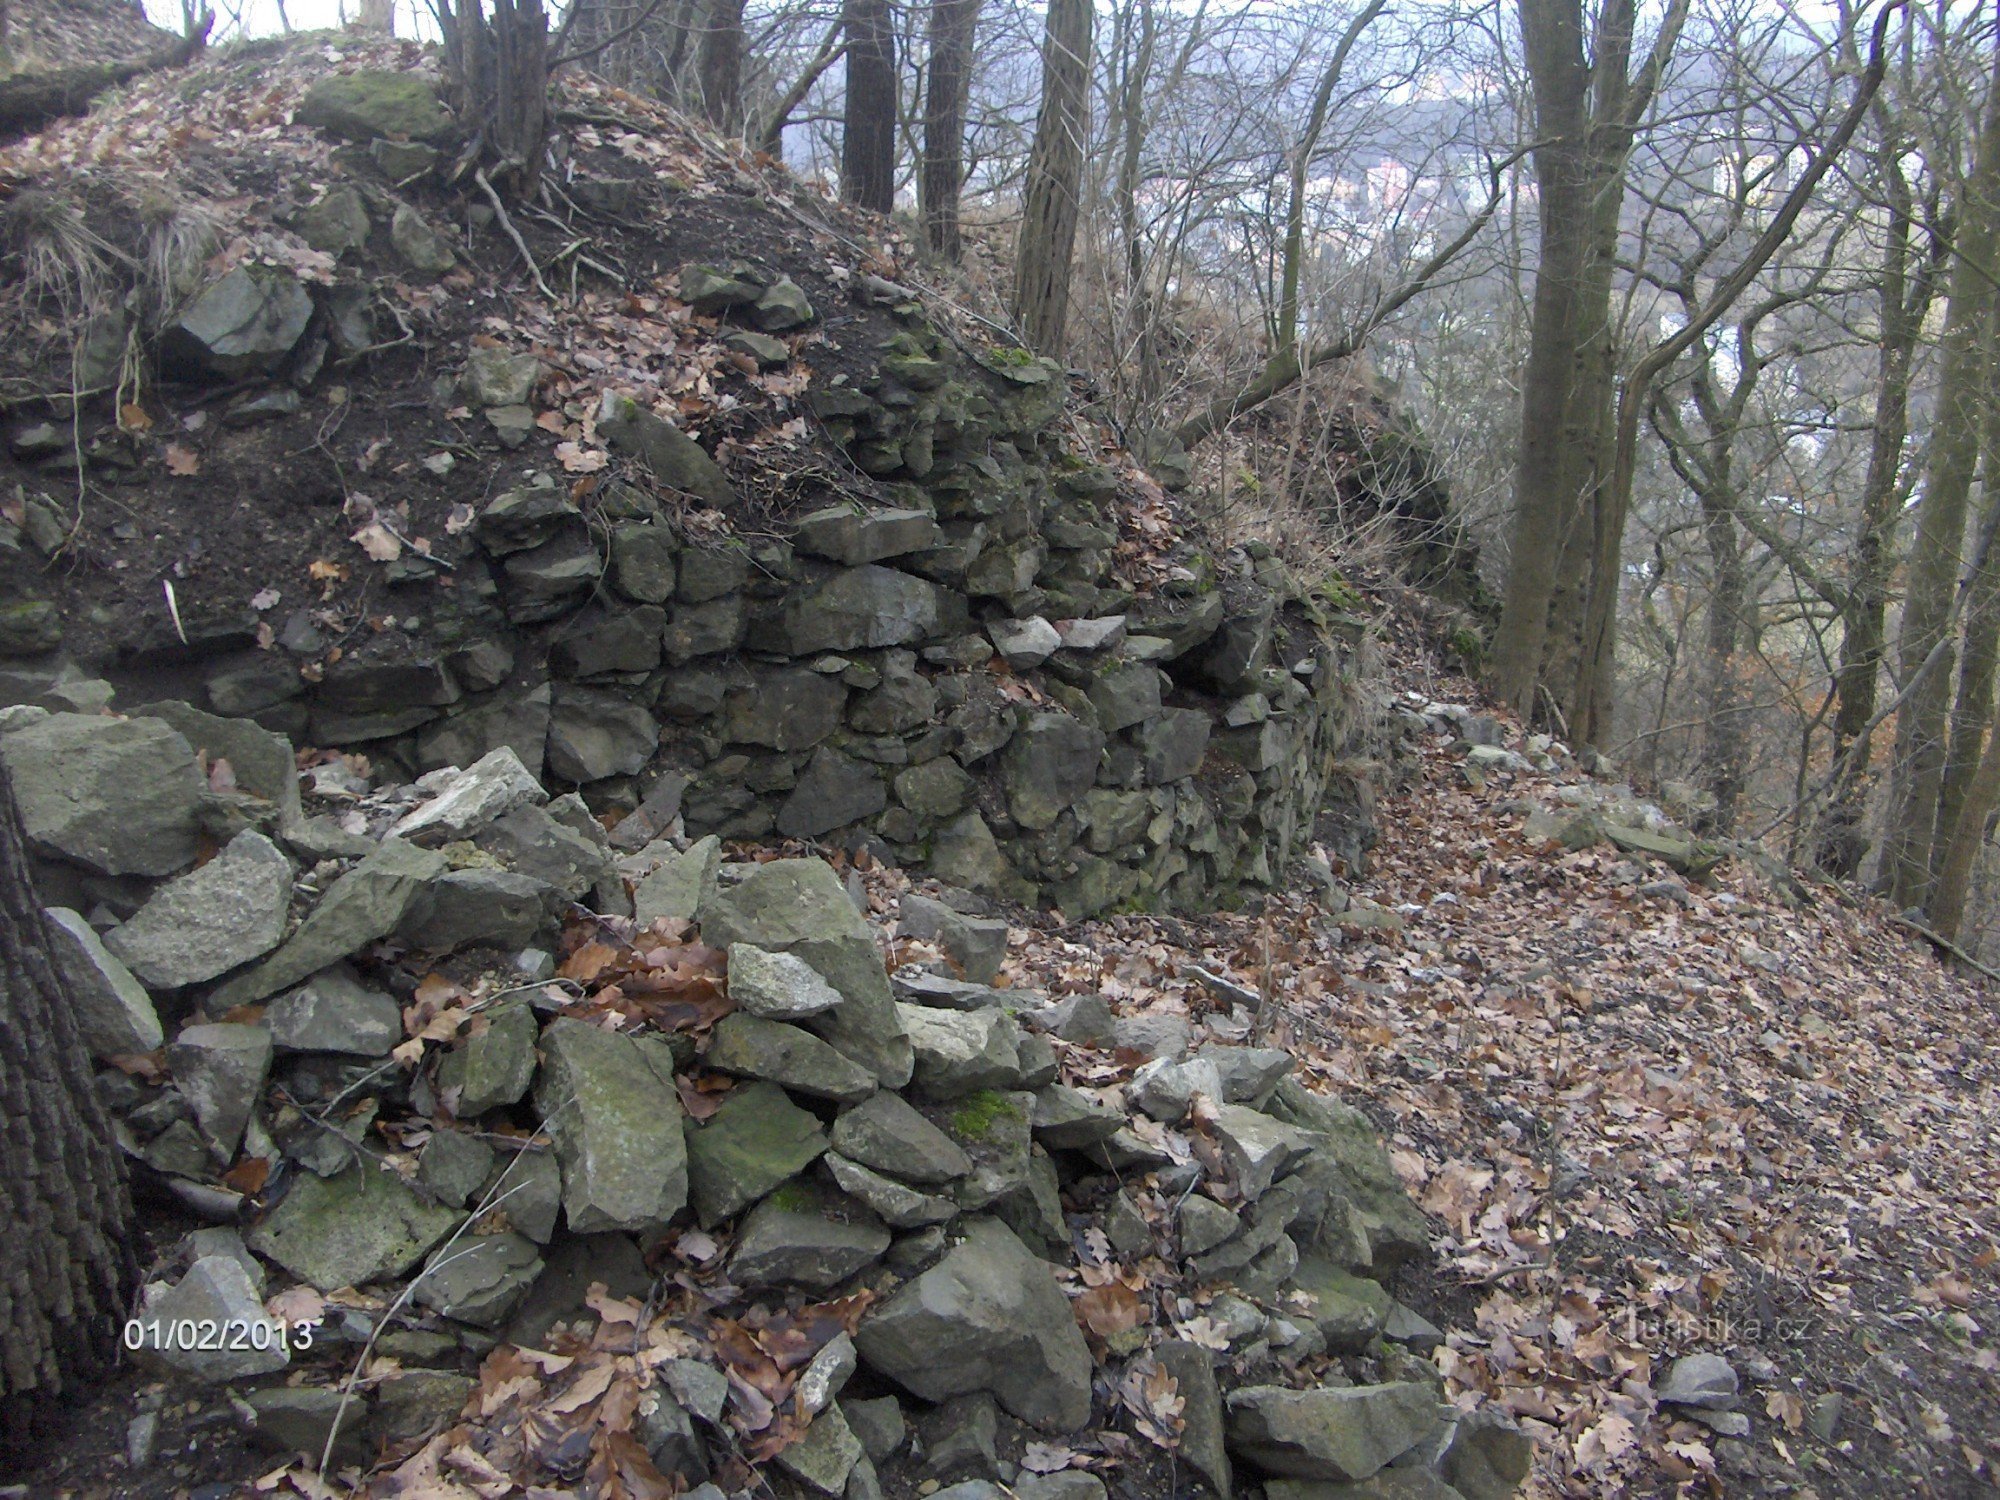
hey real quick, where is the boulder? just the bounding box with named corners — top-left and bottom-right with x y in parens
top-left (730, 1181), bottom-right (891, 1290)
top-left (1210, 1104), bottom-right (1314, 1202)
top-left (773, 1403), bottom-right (863, 1495)
top-left (1657, 1353), bottom-right (1739, 1410)
top-left (552, 605), bottom-right (666, 678)
top-left (412, 1232), bottom-right (543, 1328)
top-left (438, 1002), bottom-right (538, 1116)
top-left (698, 859), bottom-right (913, 1087)
top-left (105, 831), bottom-right (292, 988)
top-left (167, 1022), bottom-right (271, 1162)
top-left (1262, 1079), bottom-right (1431, 1263)
top-left (247, 1162), bottom-right (460, 1292)
top-left (244, 1386), bottom-right (371, 1466)
top-left (1, 712), bottom-right (204, 876)
top-left (1001, 714), bottom-right (1105, 829)
top-left (1087, 664), bottom-right (1164, 733)
top-left (391, 204), bottom-right (455, 276)
top-left (897, 1004), bottom-right (1023, 1099)
top-left (894, 758), bottom-right (976, 819)
top-left (896, 894), bottom-right (1008, 984)
top-left (1287, 1255), bottom-right (1390, 1352)
top-left (137, 700), bottom-right (303, 829)
top-left (1197, 1045), bottom-right (1293, 1102)
top-left (765, 566), bottom-right (942, 654)
top-left (727, 943), bottom-right (844, 1020)
top-left (42, 908), bottom-right (162, 1057)
top-left (754, 277), bottom-right (815, 331)
top-left (706, 1014), bottom-right (879, 1103)
top-left (136, 1256), bottom-right (287, 1382)
top-left (794, 506), bottom-right (940, 566)
top-left (684, 1080), bottom-right (827, 1227)
top-left (597, 391), bottom-right (739, 510)
top-left (418, 1130), bottom-right (497, 1207)
top-left (462, 348), bottom-right (542, 409)
top-left (162, 269), bottom-right (314, 379)
top-left (1030, 1084), bottom-right (1124, 1149)
top-left (547, 686), bottom-right (658, 783)
top-left (987, 617), bottom-right (1061, 669)
top-left (854, 1218), bottom-right (1093, 1431)
top-left (1138, 709), bottom-right (1211, 783)
top-left (1224, 1384), bottom-right (1444, 1483)
top-left (532, 1019), bottom-right (688, 1232)
top-left (268, 965), bottom-right (402, 1056)
top-left (477, 803), bottom-right (621, 911)
top-left (928, 810), bottom-right (1018, 897)
top-left (297, 72), bottom-right (456, 142)
top-left (389, 746), bottom-right (547, 844)
top-left (418, 686), bottom-right (552, 781)
top-left (721, 668), bottom-right (847, 751)
top-left (1152, 1341), bottom-right (1232, 1500)
top-left (634, 835), bottom-right (721, 926)
top-left (400, 868), bottom-right (556, 952)
top-left (1129, 1055), bottom-right (1225, 1122)
top-left (824, 1153), bottom-right (959, 1228)
top-left (829, 1091), bottom-right (973, 1184)
top-left (1440, 1409), bottom-right (1535, 1500)
top-left (209, 840), bottom-right (447, 1006)
top-left (777, 748), bottom-right (887, 837)
top-left (297, 185), bottom-right (371, 257)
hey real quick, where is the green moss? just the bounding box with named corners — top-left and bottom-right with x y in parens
top-left (764, 1180), bottom-right (818, 1214)
top-left (950, 1090), bottom-right (1023, 1141)
top-left (1447, 624), bottom-right (1485, 668)
top-left (981, 343), bottom-right (1038, 368)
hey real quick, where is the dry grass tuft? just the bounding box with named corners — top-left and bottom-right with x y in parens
top-left (0, 188), bottom-right (122, 320)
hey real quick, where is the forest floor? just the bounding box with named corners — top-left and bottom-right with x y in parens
top-left (1093, 639), bottom-right (2000, 1498)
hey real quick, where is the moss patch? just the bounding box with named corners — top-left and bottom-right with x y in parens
top-left (950, 1089), bottom-right (1023, 1141)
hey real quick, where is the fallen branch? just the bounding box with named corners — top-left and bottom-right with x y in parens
top-left (0, 11), bottom-right (212, 141)
top-left (1886, 913), bottom-right (2000, 984)
top-left (475, 166), bottom-right (558, 304)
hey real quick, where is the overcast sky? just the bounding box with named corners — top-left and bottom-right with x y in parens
top-left (142, 0), bottom-right (438, 40)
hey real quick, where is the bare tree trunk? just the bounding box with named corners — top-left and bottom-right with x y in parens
top-left (355, 0), bottom-right (394, 33)
top-left (1012, 0), bottom-right (1094, 354)
top-left (919, 0), bottom-right (978, 257)
top-left (436, 0), bottom-right (551, 196)
top-left (696, 0), bottom-right (744, 132)
top-left (0, 758), bottom-right (135, 1427)
top-left (1881, 33), bottom-right (2000, 906)
top-left (840, 0), bottom-right (896, 213)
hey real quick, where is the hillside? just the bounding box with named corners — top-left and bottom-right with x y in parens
top-left (0, 28), bottom-right (1993, 1500)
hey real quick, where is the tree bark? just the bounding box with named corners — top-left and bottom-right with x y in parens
top-left (354, 0), bottom-right (395, 33)
top-left (1012, 0), bottom-right (1094, 354)
top-left (696, 0), bottom-right (744, 132)
top-left (0, 15), bottom-right (210, 142)
top-left (1880, 30), bottom-right (2000, 906)
top-left (0, 758), bottom-right (134, 1424)
top-left (919, 0), bottom-right (978, 257)
top-left (840, 0), bottom-right (897, 214)
top-left (437, 0), bottom-right (552, 197)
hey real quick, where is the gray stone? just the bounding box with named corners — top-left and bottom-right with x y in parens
top-left (1211, 1104), bottom-right (1313, 1202)
top-left (43, 907), bottom-right (161, 1058)
top-left (1130, 1055), bottom-right (1225, 1122)
top-left (920, 1392), bottom-right (1000, 1480)
top-left (1112, 1011), bottom-right (1190, 1061)
top-left (1382, 1301), bottom-right (1444, 1353)
top-left (722, 328), bottom-right (790, 367)
top-left (637, 1393), bottom-right (710, 1480)
top-left (891, 970), bottom-right (1028, 1013)
top-left (825, 1152), bottom-right (959, 1227)
top-left (297, 185), bottom-right (372, 257)
top-left (1057, 617), bottom-right (1126, 652)
top-left (391, 204), bottom-right (455, 276)
top-left (1262, 1079), bottom-right (1432, 1264)
top-left (1017, 1031), bottom-right (1058, 1090)
top-left (248, 1161), bottom-right (459, 1291)
top-left (707, 1013), bottom-right (879, 1103)
top-left (843, 1396), bottom-right (905, 1464)
top-left (1033, 992), bottom-right (1118, 1047)
top-left (896, 894), bottom-right (1007, 984)
top-left (1657, 1353), bottom-right (1739, 1410)
top-left (486, 1146), bottom-right (561, 1243)
top-left (1179, 1195), bottom-right (1239, 1258)
top-left (298, 71), bottom-right (455, 142)
top-left (929, 810), bottom-right (1018, 897)
top-left (597, 390), bottom-right (739, 510)
top-left (767, 566), bottom-right (942, 654)
top-left (462, 348), bottom-right (542, 409)
top-left (678, 545), bottom-right (751, 602)
top-left (371, 137), bottom-right (439, 179)
top-left (532, 1018), bottom-right (688, 1232)
top-left (1224, 1383), bottom-right (1444, 1483)
top-left (854, 1218), bottom-right (1093, 1432)
top-left (1197, 1045), bottom-right (1293, 1102)
top-left (413, 1231), bottom-right (543, 1327)
top-left (418, 686), bottom-right (551, 781)
top-left (722, 667), bottom-right (847, 751)
top-left (392, 746), bottom-right (547, 845)
top-left (438, 1002), bottom-right (538, 1116)
top-left (609, 772), bottom-right (688, 852)
top-left (731, 1181), bottom-right (891, 1290)
top-left (830, 1091), bottom-right (973, 1184)
top-left (685, 1080), bottom-right (827, 1226)
top-left (681, 261), bottom-right (762, 310)
top-left (1030, 1084), bottom-right (1124, 1149)
top-left (1440, 1408), bottom-right (1535, 1500)
top-left (401, 868), bottom-right (556, 952)
top-left (778, 748), bottom-right (887, 837)
top-left (1087, 664), bottom-right (1164, 733)
top-left (798, 1330), bottom-right (859, 1417)
top-left (106, 831), bottom-right (292, 988)
top-left (1287, 1255), bottom-right (1390, 1352)
top-left (547, 686), bottom-right (657, 783)
top-left (610, 523), bottom-right (678, 603)
top-left (244, 1386), bottom-right (370, 1465)
top-left (163, 269), bottom-right (313, 378)
top-left (987, 617), bottom-right (1061, 669)
top-left (899, 1003), bottom-right (1023, 1099)
top-left (663, 1358), bottom-right (730, 1424)
top-left (137, 700), bottom-right (303, 830)
top-left (478, 803), bottom-right (621, 911)
top-left (729, 943), bottom-right (844, 1019)
top-left (268, 965), bottom-right (401, 1055)
top-left (662, 595), bottom-right (747, 664)
top-left (698, 859), bottom-right (913, 1087)
top-left (367, 1371), bottom-right (475, 1445)
top-left (1138, 708), bottom-right (1211, 783)
top-left (775, 1402), bottom-right (863, 1495)
top-left (894, 758), bottom-right (976, 819)
top-left (754, 278), bottom-right (815, 330)
top-left (849, 667), bottom-right (938, 735)
top-left (211, 840), bottom-right (446, 1006)
top-left (1152, 1341), bottom-right (1231, 1499)
top-left (795, 506), bottom-right (940, 565)
top-left (1012, 1476), bottom-right (1108, 1500)
top-left (167, 1022), bottom-right (271, 1162)
top-left (1002, 714), bottom-right (1105, 829)
top-left (136, 1256), bottom-right (287, 1381)
top-left (418, 1130), bottom-right (496, 1207)
top-left (2, 713), bottom-right (203, 876)
top-left (634, 834), bottom-right (721, 926)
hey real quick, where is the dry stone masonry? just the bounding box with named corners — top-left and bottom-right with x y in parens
top-left (0, 709), bottom-right (1528, 1497)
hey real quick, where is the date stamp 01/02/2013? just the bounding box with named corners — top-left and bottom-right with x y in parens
top-left (123, 1315), bottom-right (322, 1357)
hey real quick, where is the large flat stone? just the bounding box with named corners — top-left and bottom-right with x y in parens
top-left (532, 1019), bottom-right (688, 1232)
top-left (2, 713), bottom-right (204, 876)
top-left (43, 907), bottom-right (162, 1058)
top-left (106, 831), bottom-right (293, 988)
top-left (1223, 1383), bottom-right (1444, 1483)
top-left (248, 1162), bottom-right (459, 1292)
